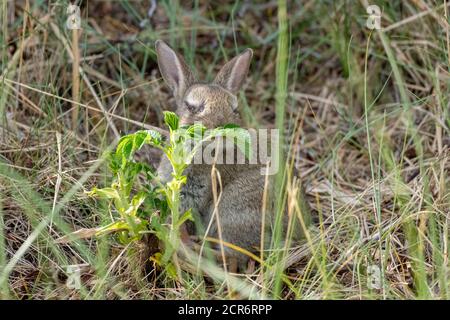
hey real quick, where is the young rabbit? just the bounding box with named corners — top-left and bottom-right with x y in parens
top-left (154, 40), bottom-right (294, 270)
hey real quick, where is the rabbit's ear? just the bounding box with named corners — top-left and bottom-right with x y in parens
top-left (155, 40), bottom-right (194, 99)
top-left (214, 48), bottom-right (253, 94)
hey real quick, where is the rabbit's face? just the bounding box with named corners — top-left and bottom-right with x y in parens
top-left (155, 40), bottom-right (252, 128)
top-left (177, 84), bottom-right (239, 128)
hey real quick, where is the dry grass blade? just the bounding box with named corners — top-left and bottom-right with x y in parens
top-left (49, 22), bottom-right (120, 138)
top-left (55, 228), bottom-right (99, 244)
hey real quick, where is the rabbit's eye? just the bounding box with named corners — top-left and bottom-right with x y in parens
top-left (185, 101), bottom-right (204, 114)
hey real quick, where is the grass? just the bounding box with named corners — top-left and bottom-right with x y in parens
top-left (0, 0), bottom-right (449, 299)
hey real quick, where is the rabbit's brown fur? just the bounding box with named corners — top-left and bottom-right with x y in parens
top-left (155, 40), bottom-right (290, 269)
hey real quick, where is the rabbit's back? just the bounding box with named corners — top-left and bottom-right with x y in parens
top-left (158, 157), bottom-right (268, 248)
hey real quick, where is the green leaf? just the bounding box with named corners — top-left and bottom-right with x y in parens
top-left (86, 187), bottom-right (120, 200)
top-left (125, 191), bottom-right (147, 217)
top-left (107, 151), bottom-right (121, 173)
top-left (176, 209), bottom-right (193, 229)
top-left (115, 130), bottom-right (162, 166)
top-left (142, 130), bottom-right (162, 147)
top-left (116, 136), bottom-right (133, 160)
top-left (185, 123), bottom-right (206, 139)
top-left (95, 221), bottom-right (130, 237)
top-left (55, 220), bottom-right (132, 243)
top-left (133, 131), bottom-right (149, 150)
top-left (165, 262), bottom-right (178, 279)
top-left (223, 123), bottom-right (240, 129)
top-left (150, 253), bottom-right (177, 279)
top-left (163, 111), bottom-right (179, 131)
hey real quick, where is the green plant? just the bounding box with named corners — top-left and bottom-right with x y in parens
top-left (62, 111), bottom-right (250, 277)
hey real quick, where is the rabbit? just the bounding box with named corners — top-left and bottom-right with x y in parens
top-left (154, 40), bottom-right (298, 271)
